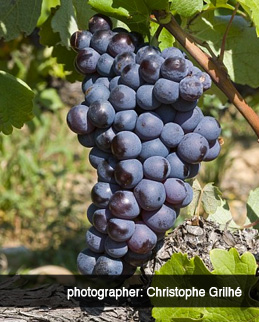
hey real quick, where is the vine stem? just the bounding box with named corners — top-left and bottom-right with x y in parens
top-left (153, 11), bottom-right (259, 141)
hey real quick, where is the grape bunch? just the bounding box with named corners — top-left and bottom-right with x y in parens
top-left (67, 14), bottom-right (221, 276)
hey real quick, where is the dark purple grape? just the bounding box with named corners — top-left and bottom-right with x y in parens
top-left (188, 163), bottom-right (201, 178)
top-left (166, 152), bottom-right (190, 180)
top-left (134, 179), bottom-right (166, 211)
top-left (113, 110), bottom-right (137, 132)
top-left (174, 182), bottom-right (193, 208)
top-left (153, 78), bottom-right (179, 104)
top-left (143, 156), bottom-right (170, 182)
top-left (109, 76), bottom-right (121, 91)
top-left (67, 104), bottom-right (95, 134)
top-left (90, 29), bottom-right (114, 54)
top-left (85, 83), bottom-right (110, 105)
top-left (113, 52), bottom-right (136, 75)
top-left (89, 147), bottom-right (109, 169)
top-left (179, 76), bottom-right (203, 101)
top-left (107, 218), bottom-right (135, 242)
top-left (96, 53), bottom-right (115, 77)
top-left (136, 84), bottom-right (161, 110)
top-left (174, 106), bottom-right (203, 133)
top-left (88, 100), bottom-right (115, 128)
top-left (136, 45), bottom-right (161, 64)
top-left (109, 190), bottom-right (140, 219)
top-left (88, 14), bottom-right (112, 33)
top-left (111, 131), bottom-right (142, 160)
top-left (172, 97), bottom-right (198, 112)
top-left (154, 104), bottom-right (176, 123)
top-left (135, 112), bottom-right (163, 140)
top-left (139, 54), bottom-right (164, 84)
top-left (82, 73), bottom-right (99, 93)
top-left (91, 182), bottom-right (119, 207)
top-left (160, 122), bottom-right (184, 148)
top-left (112, 27), bottom-right (129, 33)
top-left (114, 159), bottom-right (143, 189)
top-left (92, 208), bottom-right (113, 233)
top-left (127, 222), bottom-right (157, 254)
top-left (77, 132), bottom-right (96, 148)
top-left (87, 203), bottom-right (99, 224)
top-left (192, 70), bottom-right (212, 91)
top-left (107, 33), bottom-right (135, 57)
top-left (77, 248), bottom-right (99, 275)
top-left (94, 127), bottom-right (116, 152)
top-left (164, 178), bottom-right (187, 204)
top-left (129, 31), bottom-right (144, 48)
top-left (142, 204), bottom-right (177, 233)
top-left (161, 47), bottom-right (184, 59)
top-left (124, 250), bottom-right (152, 267)
top-left (120, 63), bottom-right (144, 90)
top-left (194, 116), bottom-right (221, 142)
top-left (85, 226), bottom-right (106, 253)
top-left (161, 56), bottom-right (189, 82)
top-left (203, 139), bottom-right (221, 161)
top-left (93, 255), bottom-right (123, 275)
top-left (75, 48), bottom-right (100, 74)
top-left (177, 133), bottom-right (209, 164)
top-left (109, 84), bottom-right (136, 111)
top-left (97, 157), bottom-right (117, 183)
top-left (139, 138), bottom-right (169, 161)
top-left (70, 30), bottom-right (92, 51)
top-left (105, 237), bottom-right (128, 258)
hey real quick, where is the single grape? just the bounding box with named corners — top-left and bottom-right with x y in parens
top-left (124, 250), bottom-right (152, 267)
top-left (161, 47), bottom-right (184, 59)
top-left (136, 45), bottom-right (161, 64)
top-left (120, 63), bottom-right (144, 90)
top-left (164, 178), bottom-right (187, 204)
top-left (109, 76), bottom-right (121, 91)
top-left (160, 122), bottom-right (184, 148)
top-left (85, 226), bottom-right (106, 253)
top-left (93, 255), bottom-right (123, 275)
top-left (188, 163), bottom-right (201, 178)
top-left (139, 138), bottom-right (169, 161)
top-left (95, 77), bottom-right (110, 88)
top-left (85, 83), bottom-right (110, 105)
top-left (88, 100), bottom-right (115, 128)
top-left (91, 182), bottom-right (119, 207)
top-left (194, 116), bottom-right (221, 142)
top-left (139, 54), bottom-right (164, 84)
top-left (135, 112), bottom-right (163, 140)
top-left (166, 152), bottom-right (190, 180)
top-left (153, 78), bottom-right (179, 104)
top-left (127, 222), bottom-right (157, 254)
top-left (154, 104), bottom-right (176, 123)
top-left (87, 203), bottom-right (99, 225)
top-left (67, 104), bottom-right (95, 135)
top-left (113, 110), bottom-right (138, 132)
top-left (107, 218), bottom-right (135, 242)
top-left (109, 84), bottom-right (136, 111)
top-left (161, 56), bottom-right (189, 82)
top-left (78, 131), bottom-right (96, 148)
top-left (77, 248), bottom-right (99, 275)
top-left (82, 73), bottom-right (99, 93)
top-left (114, 159), bottom-right (143, 189)
top-left (109, 190), bottom-right (140, 219)
top-left (203, 139), bottom-right (221, 161)
top-left (88, 14), bottom-right (112, 33)
top-left (129, 31), bottom-right (144, 48)
top-left (136, 84), bottom-right (161, 110)
top-left (94, 127), bottom-right (116, 152)
top-left (89, 147), bottom-right (109, 169)
top-left (112, 27), bottom-right (129, 33)
top-left (179, 76), bottom-right (203, 101)
top-left (108, 33), bottom-right (135, 57)
top-left (96, 53), bottom-right (115, 77)
top-left (192, 70), bottom-right (212, 91)
top-left (105, 237), bottom-right (128, 258)
top-left (134, 179), bottom-right (166, 211)
top-left (142, 204), bottom-right (177, 233)
top-left (113, 52), bottom-right (136, 75)
top-left (174, 106), bottom-right (203, 133)
top-left (90, 29), bottom-right (114, 54)
top-left (173, 182), bottom-right (193, 208)
top-left (186, 59), bottom-right (194, 75)
top-left (92, 208), bottom-right (113, 233)
top-left (75, 48), bottom-right (100, 74)
top-left (97, 157), bottom-right (117, 183)
top-left (172, 97), bottom-right (198, 112)
top-left (143, 156), bottom-right (170, 182)
top-left (177, 133), bottom-right (209, 163)
top-left (70, 30), bottom-right (92, 51)
top-left (111, 131), bottom-right (142, 160)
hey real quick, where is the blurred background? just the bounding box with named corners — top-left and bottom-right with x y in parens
top-left (1, 0), bottom-right (259, 275)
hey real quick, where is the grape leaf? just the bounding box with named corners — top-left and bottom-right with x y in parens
top-left (72, 0), bottom-right (96, 30)
top-left (170, 0), bottom-right (203, 17)
top-left (51, 0), bottom-right (78, 48)
top-left (88, 0), bottom-right (150, 35)
top-left (144, 0), bottom-right (169, 11)
top-left (188, 11), bottom-right (259, 88)
top-left (238, 0), bottom-right (259, 37)
top-left (202, 182), bottom-right (222, 215)
top-left (150, 21), bottom-right (175, 50)
top-left (203, 0), bottom-right (234, 10)
top-left (0, 71), bottom-right (34, 135)
top-left (246, 187), bottom-right (259, 229)
top-left (0, 0), bottom-right (43, 41)
top-left (39, 7), bottom-right (60, 47)
top-left (152, 250), bottom-right (259, 322)
top-left (186, 179), bottom-right (202, 217)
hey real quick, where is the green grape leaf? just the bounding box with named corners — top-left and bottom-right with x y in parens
top-left (202, 182), bottom-right (222, 215)
top-left (152, 250), bottom-right (259, 322)
top-left (238, 0), bottom-right (259, 37)
top-left (0, 0), bottom-right (43, 41)
top-left (72, 0), bottom-right (96, 30)
top-left (150, 21), bottom-right (175, 50)
top-left (0, 71), bottom-right (34, 135)
top-left (170, 0), bottom-right (203, 17)
top-left (144, 0), bottom-right (169, 11)
top-left (88, 0), bottom-right (150, 35)
top-left (51, 0), bottom-right (78, 48)
top-left (203, 0), bottom-right (234, 10)
top-left (189, 11), bottom-right (259, 88)
top-left (37, 0), bottom-right (60, 26)
top-left (39, 7), bottom-right (60, 47)
top-left (186, 179), bottom-right (202, 217)
top-left (246, 187), bottom-right (259, 229)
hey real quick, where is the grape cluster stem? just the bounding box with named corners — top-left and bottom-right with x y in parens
top-left (153, 10), bottom-right (259, 141)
